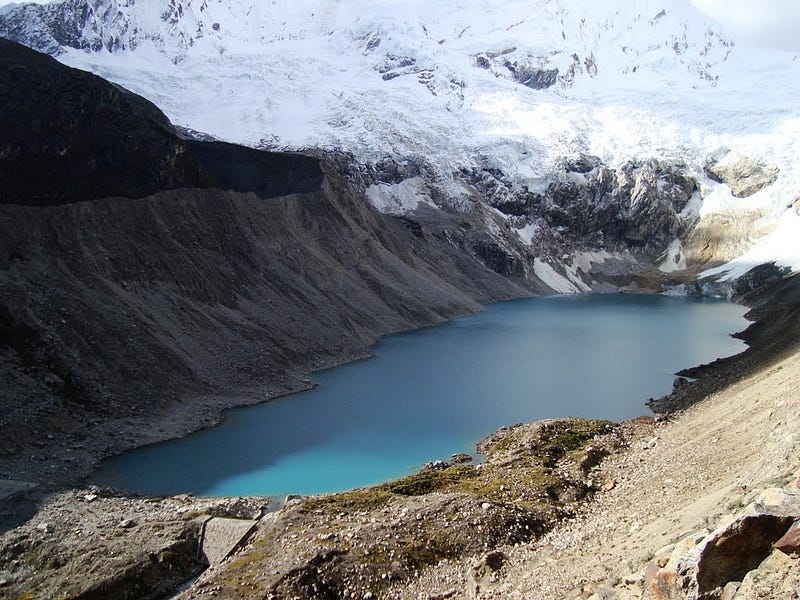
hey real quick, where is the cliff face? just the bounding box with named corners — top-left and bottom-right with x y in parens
top-left (0, 38), bottom-right (323, 206)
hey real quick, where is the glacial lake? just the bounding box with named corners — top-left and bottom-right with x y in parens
top-left (93, 294), bottom-right (748, 498)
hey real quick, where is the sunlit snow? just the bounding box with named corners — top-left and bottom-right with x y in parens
top-left (11, 0), bottom-right (798, 280)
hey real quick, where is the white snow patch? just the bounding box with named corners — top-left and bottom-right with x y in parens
top-left (515, 222), bottom-right (539, 246)
top-left (563, 262), bottom-right (592, 292)
top-left (699, 210), bottom-right (800, 281)
top-left (365, 178), bottom-right (432, 215)
top-left (534, 258), bottom-right (580, 294)
top-left (679, 190), bottom-right (703, 220)
top-left (659, 238), bottom-right (687, 273)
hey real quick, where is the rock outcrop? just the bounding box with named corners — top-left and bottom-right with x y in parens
top-left (464, 156), bottom-right (697, 256)
top-left (0, 38), bottom-right (322, 206)
top-left (705, 151), bottom-right (780, 198)
top-left (645, 488), bottom-right (800, 600)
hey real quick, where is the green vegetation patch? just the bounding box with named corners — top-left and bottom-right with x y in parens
top-left (382, 465), bottom-right (478, 496)
top-left (303, 418), bottom-right (617, 513)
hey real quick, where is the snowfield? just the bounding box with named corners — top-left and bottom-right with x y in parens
top-left (2, 0), bottom-right (798, 281)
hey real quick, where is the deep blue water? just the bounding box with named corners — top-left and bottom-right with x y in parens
top-left (92, 294), bottom-right (748, 498)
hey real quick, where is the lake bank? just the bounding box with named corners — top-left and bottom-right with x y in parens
top-left (91, 294), bottom-right (747, 499)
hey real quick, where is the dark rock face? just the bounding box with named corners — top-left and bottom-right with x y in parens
top-left (471, 236), bottom-right (526, 277)
top-left (731, 262), bottom-right (792, 297)
top-left (504, 60), bottom-right (559, 89)
top-left (185, 140), bottom-right (323, 198)
top-left (0, 0), bottom-right (98, 55)
top-left (464, 157), bottom-right (697, 256)
top-left (705, 152), bottom-right (780, 198)
top-left (0, 38), bottom-right (200, 205)
top-left (370, 156), bottom-right (423, 185)
top-left (0, 38), bottom-right (322, 206)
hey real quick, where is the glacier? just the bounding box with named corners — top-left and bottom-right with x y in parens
top-left (1, 0), bottom-right (798, 285)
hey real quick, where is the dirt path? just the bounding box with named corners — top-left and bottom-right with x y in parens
top-left (398, 347), bottom-right (800, 599)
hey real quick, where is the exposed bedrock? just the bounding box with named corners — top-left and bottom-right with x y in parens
top-left (0, 38), bottom-right (322, 206)
top-left (705, 150), bottom-right (780, 198)
top-left (461, 155), bottom-right (697, 257)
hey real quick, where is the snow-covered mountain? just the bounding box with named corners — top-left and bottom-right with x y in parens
top-left (2, 0), bottom-right (798, 289)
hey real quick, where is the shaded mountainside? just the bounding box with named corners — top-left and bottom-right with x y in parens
top-left (0, 39), bottom-right (538, 486)
top-left (0, 38), bottom-right (322, 206)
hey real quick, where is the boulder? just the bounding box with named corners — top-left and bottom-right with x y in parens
top-left (705, 152), bottom-right (779, 198)
top-left (676, 512), bottom-right (792, 597)
top-left (774, 519), bottom-right (800, 554)
top-left (735, 548), bottom-right (799, 598)
top-left (646, 489), bottom-right (800, 599)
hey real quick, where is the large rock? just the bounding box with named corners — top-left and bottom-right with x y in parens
top-left (774, 519), bottom-right (800, 554)
top-left (504, 60), bottom-right (560, 89)
top-left (645, 488), bottom-right (800, 599)
top-left (705, 152), bottom-right (780, 198)
top-left (735, 548), bottom-right (800, 598)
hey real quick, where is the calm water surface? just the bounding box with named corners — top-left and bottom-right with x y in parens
top-left (93, 294), bottom-right (748, 497)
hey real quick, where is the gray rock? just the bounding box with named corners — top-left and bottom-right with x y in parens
top-left (731, 262), bottom-right (791, 297)
top-left (465, 158), bottom-right (697, 256)
top-left (705, 152), bottom-right (779, 198)
top-left (450, 453), bottom-right (472, 464)
top-left (504, 60), bottom-right (559, 89)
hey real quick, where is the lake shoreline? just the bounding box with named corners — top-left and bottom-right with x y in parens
top-left (1, 289), bottom-right (745, 502)
top-left (91, 293), bottom-right (748, 498)
top-left (2, 275), bottom-right (798, 599)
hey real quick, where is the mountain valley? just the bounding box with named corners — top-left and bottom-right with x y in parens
top-left (0, 1), bottom-right (799, 598)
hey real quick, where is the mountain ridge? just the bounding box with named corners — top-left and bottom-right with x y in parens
top-left (2, 0), bottom-right (797, 285)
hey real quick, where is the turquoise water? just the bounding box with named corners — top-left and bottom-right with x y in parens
top-left (92, 294), bottom-right (748, 498)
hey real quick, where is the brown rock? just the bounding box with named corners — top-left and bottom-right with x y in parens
top-left (775, 519), bottom-right (800, 554)
top-left (705, 152), bottom-right (780, 198)
top-left (736, 549), bottom-right (799, 598)
top-left (676, 509), bottom-right (795, 597)
top-left (646, 568), bottom-right (684, 600)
